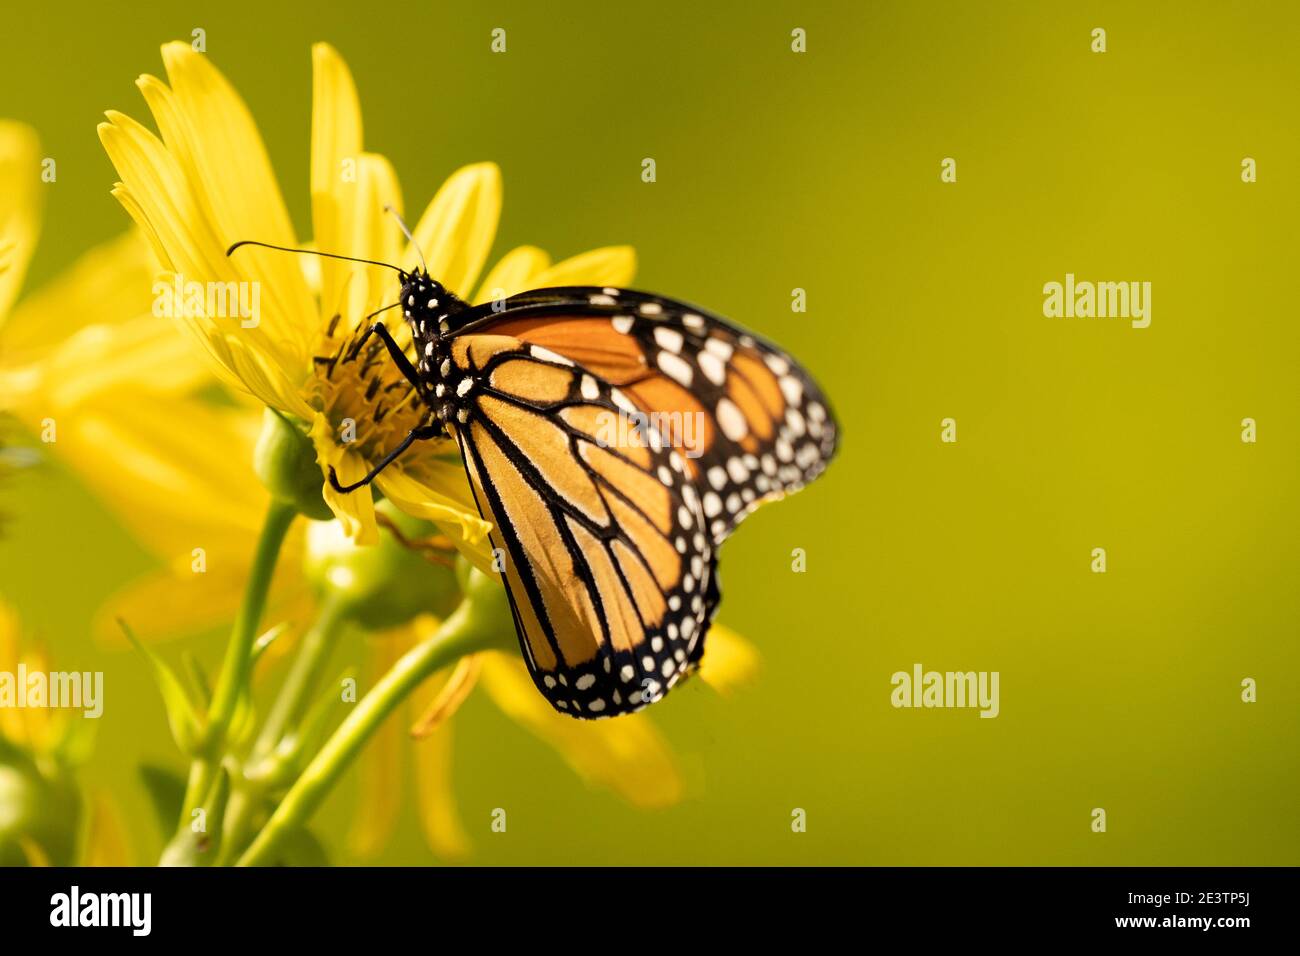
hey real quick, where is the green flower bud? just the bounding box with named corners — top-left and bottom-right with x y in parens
top-left (303, 500), bottom-right (461, 630)
top-left (453, 557), bottom-right (519, 653)
top-left (253, 409), bottom-right (333, 521)
top-left (0, 745), bottom-right (81, 867)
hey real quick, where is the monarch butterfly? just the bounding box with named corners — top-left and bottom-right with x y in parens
top-left (230, 226), bottom-right (838, 719)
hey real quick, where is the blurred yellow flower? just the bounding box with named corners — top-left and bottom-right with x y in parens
top-left (0, 122), bottom-right (41, 327)
top-left (97, 42), bottom-right (637, 558)
top-left (0, 120), bottom-right (283, 646)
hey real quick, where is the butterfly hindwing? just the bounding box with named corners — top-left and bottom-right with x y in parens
top-left (448, 334), bottom-right (719, 717)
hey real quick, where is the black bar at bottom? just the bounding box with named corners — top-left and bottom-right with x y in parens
top-left (0, 866), bottom-right (1283, 941)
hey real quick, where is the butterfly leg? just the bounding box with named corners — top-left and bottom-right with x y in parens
top-left (354, 321), bottom-right (423, 392)
top-left (327, 423), bottom-right (441, 493)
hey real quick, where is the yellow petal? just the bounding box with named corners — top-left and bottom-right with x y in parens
top-left (405, 618), bottom-right (473, 859)
top-left (373, 455), bottom-right (492, 564)
top-left (93, 543), bottom-right (309, 648)
top-left (1, 317), bottom-right (208, 417)
top-left (477, 652), bottom-right (683, 809)
top-left (407, 163), bottom-right (501, 297)
top-left (347, 633), bottom-right (407, 857)
top-left (0, 120), bottom-right (43, 324)
top-left (0, 599), bottom-right (25, 742)
top-left (696, 623), bottom-right (761, 696)
top-left (472, 245), bottom-right (550, 303)
top-left (99, 97), bottom-right (311, 414)
top-left (470, 244), bottom-right (637, 305)
top-left (94, 566), bottom-right (245, 647)
top-left (310, 413), bottom-right (378, 545)
top-left (29, 390), bottom-right (269, 559)
top-left (531, 245), bottom-right (637, 290)
top-left (98, 114), bottom-right (310, 416)
top-left (152, 43), bottom-right (315, 346)
top-left (16, 647), bottom-right (53, 748)
top-left (17, 838), bottom-right (51, 867)
top-left (411, 719), bottom-right (472, 860)
top-left (309, 42), bottom-right (364, 319)
top-left (0, 598), bottom-right (19, 671)
top-left (98, 110), bottom-right (233, 294)
top-left (0, 229), bottom-right (162, 361)
top-left (184, 307), bottom-right (314, 418)
top-left (342, 153), bottom-right (404, 321)
top-left (81, 789), bottom-right (133, 866)
top-left (410, 653), bottom-right (481, 738)
top-left (108, 184), bottom-right (173, 281)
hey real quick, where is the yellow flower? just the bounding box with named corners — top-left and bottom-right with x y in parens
top-left (2, 70), bottom-right (765, 865)
top-left (98, 42), bottom-right (637, 557)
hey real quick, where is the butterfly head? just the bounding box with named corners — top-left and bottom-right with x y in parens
top-left (399, 269), bottom-right (464, 340)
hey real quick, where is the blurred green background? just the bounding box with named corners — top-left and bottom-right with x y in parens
top-left (2, 0), bottom-right (1298, 864)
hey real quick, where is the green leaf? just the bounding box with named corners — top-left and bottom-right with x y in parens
top-left (251, 621), bottom-right (290, 665)
top-left (119, 619), bottom-right (202, 754)
top-left (182, 651), bottom-right (211, 707)
top-left (138, 763), bottom-right (187, 838)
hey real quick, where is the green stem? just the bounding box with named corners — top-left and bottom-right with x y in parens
top-left (172, 498), bottom-right (295, 839)
top-left (253, 597), bottom-right (348, 756)
top-left (236, 600), bottom-right (488, 867)
top-left (213, 788), bottom-right (258, 867)
top-left (214, 600), bottom-right (349, 866)
top-left (207, 499), bottom-right (298, 739)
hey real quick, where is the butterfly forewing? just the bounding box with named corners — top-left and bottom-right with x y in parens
top-left (454, 287), bottom-right (839, 545)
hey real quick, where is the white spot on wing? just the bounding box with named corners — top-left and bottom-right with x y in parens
top-left (698, 351), bottom-right (726, 385)
top-left (530, 346), bottom-right (574, 366)
top-left (653, 326), bottom-right (684, 353)
top-left (657, 350), bottom-right (693, 386)
top-left (716, 397), bottom-right (748, 441)
top-left (704, 338), bottom-right (733, 360)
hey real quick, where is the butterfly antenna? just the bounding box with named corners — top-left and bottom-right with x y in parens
top-left (226, 239), bottom-right (405, 273)
top-left (384, 205), bottom-right (427, 274)
top-left (363, 301), bottom-right (401, 323)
